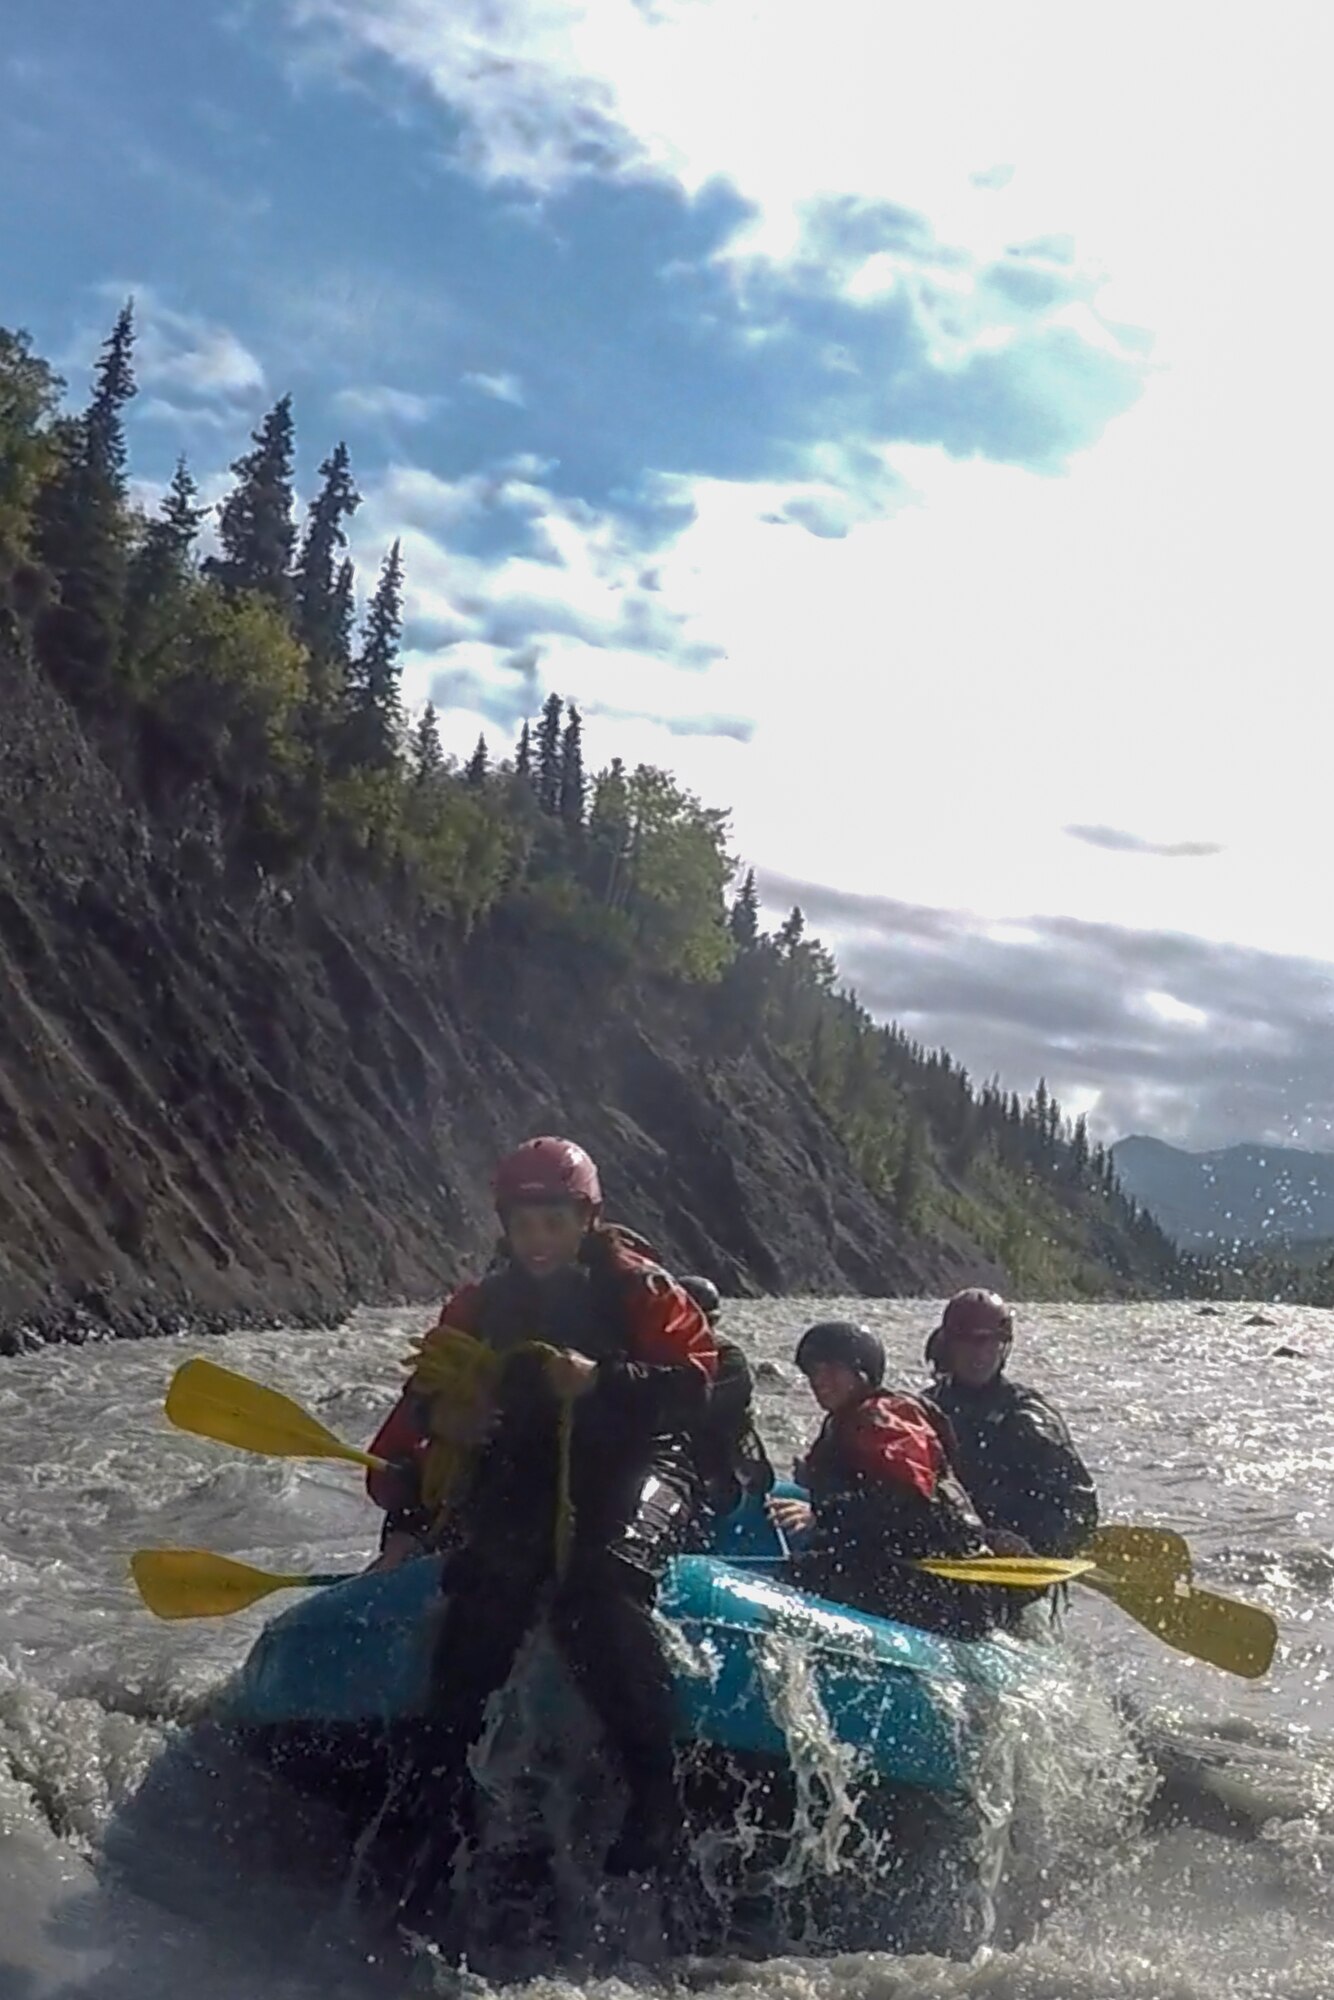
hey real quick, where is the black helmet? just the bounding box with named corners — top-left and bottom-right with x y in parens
top-left (794, 1320), bottom-right (885, 1388)
top-left (679, 1275), bottom-right (722, 1322)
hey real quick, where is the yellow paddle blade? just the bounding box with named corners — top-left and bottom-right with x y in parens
top-left (1090, 1524), bottom-right (1193, 1582)
top-left (130, 1548), bottom-right (338, 1620)
top-left (915, 1554), bottom-right (1095, 1589)
top-left (1082, 1569), bottom-right (1277, 1680)
top-left (165, 1358), bottom-right (387, 1472)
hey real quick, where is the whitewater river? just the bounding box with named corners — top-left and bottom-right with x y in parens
top-left (2, 1299), bottom-right (1332, 1998)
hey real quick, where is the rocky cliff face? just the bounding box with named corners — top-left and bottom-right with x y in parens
top-left (0, 633), bottom-right (1004, 1350)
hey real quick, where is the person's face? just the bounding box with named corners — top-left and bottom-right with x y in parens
top-left (803, 1359), bottom-right (865, 1414)
top-left (940, 1326), bottom-right (1008, 1387)
top-left (505, 1201), bottom-right (587, 1278)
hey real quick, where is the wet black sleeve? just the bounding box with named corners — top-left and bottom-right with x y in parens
top-left (706, 1337), bottom-right (754, 1434)
top-left (592, 1354), bottom-right (711, 1432)
top-left (1007, 1394), bottom-right (1099, 1554)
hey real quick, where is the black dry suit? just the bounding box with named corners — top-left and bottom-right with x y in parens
top-left (693, 1331), bottom-right (774, 1517)
top-left (792, 1390), bottom-right (1000, 1642)
top-left (924, 1374), bottom-right (1099, 1558)
top-left (378, 1235), bottom-right (714, 1904)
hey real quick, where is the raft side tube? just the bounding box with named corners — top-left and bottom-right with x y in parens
top-left (213, 1485), bottom-right (1040, 1797)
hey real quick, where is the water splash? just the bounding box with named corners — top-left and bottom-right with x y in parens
top-left (958, 1616), bottom-right (1157, 1945)
top-left (3, 1299), bottom-right (1334, 1997)
top-left (752, 1629), bottom-right (863, 1889)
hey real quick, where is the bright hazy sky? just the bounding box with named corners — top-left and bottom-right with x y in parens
top-left (5, 2), bottom-right (1332, 1147)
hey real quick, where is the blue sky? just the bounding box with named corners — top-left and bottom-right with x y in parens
top-left (6, 1), bottom-right (1333, 1146)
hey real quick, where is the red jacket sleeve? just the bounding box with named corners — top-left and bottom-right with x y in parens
top-left (839, 1394), bottom-right (944, 1502)
top-left (589, 1247), bottom-right (717, 1432)
top-left (621, 1260), bottom-right (719, 1385)
top-left (364, 1282), bottom-right (483, 1512)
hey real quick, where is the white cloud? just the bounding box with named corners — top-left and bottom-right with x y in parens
top-left (351, 459), bottom-right (749, 737)
top-left (282, 4), bottom-right (1326, 332)
top-left (351, 384), bottom-right (1334, 989)
top-left (753, 876), bottom-right (1334, 1147)
top-left (332, 383), bottom-right (442, 423)
top-left (285, 0), bottom-right (653, 192)
top-left (136, 397), bottom-right (238, 431)
top-left (620, 417), bottom-right (1334, 967)
top-left (463, 370), bottom-right (526, 407)
top-left (317, 6), bottom-right (1333, 931)
top-left (132, 291), bottom-right (265, 399)
top-left (71, 285), bottom-right (265, 412)
top-left (275, 0), bottom-right (1334, 1146)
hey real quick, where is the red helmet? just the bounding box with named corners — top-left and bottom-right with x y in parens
top-left (926, 1288), bottom-right (1013, 1367)
top-left (941, 1289), bottom-right (1013, 1339)
top-left (492, 1136), bottom-right (603, 1215)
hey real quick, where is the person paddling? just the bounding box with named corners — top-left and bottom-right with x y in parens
top-left (361, 1136), bottom-right (717, 1915)
top-left (922, 1289), bottom-right (1098, 1559)
top-left (767, 1321), bottom-right (1001, 1641)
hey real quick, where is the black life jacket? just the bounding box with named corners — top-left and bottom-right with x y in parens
top-left (459, 1241), bottom-right (699, 1540)
top-left (925, 1375), bottom-right (1099, 1557)
top-left (695, 1332), bottom-right (773, 1510)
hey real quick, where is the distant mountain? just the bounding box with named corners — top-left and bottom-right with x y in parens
top-left (1112, 1135), bottom-right (1334, 1247)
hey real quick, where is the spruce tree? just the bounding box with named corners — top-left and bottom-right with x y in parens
top-left (588, 756), bottom-right (631, 905)
top-left (559, 701), bottom-right (585, 827)
top-left (514, 719), bottom-right (533, 780)
top-left (124, 457), bottom-right (207, 656)
top-left (728, 867), bottom-right (760, 947)
top-left (294, 441), bottom-right (360, 672)
top-left (34, 301), bottom-right (138, 705)
top-left (1032, 1079), bottom-right (1050, 1152)
top-left (345, 537), bottom-right (404, 768)
top-left (412, 702), bottom-right (444, 781)
top-left (161, 456), bottom-right (207, 553)
top-left (330, 556), bottom-right (355, 672)
top-left (464, 733), bottom-right (489, 787)
top-left (777, 906), bottom-right (805, 956)
top-left (536, 690), bottom-right (564, 813)
top-left (131, 456), bottom-right (205, 582)
top-left (1046, 1090), bottom-right (1063, 1148)
top-left (84, 300), bottom-right (136, 492)
top-left (207, 395), bottom-right (296, 606)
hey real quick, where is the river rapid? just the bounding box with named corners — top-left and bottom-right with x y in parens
top-left (1, 1299), bottom-right (1331, 1999)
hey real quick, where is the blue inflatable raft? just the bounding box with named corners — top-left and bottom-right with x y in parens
top-left (215, 1485), bottom-right (1050, 1804)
